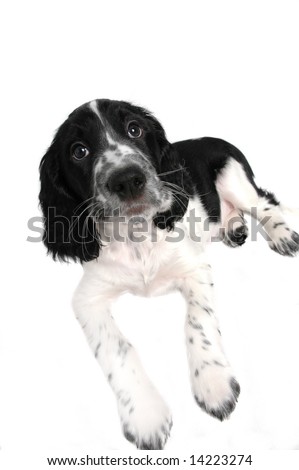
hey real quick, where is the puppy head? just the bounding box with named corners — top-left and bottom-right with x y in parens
top-left (39, 99), bottom-right (190, 262)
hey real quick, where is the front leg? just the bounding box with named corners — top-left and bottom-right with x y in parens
top-left (178, 264), bottom-right (240, 421)
top-left (72, 273), bottom-right (172, 450)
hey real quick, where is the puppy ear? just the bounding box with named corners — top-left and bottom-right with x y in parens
top-left (39, 138), bottom-right (100, 263)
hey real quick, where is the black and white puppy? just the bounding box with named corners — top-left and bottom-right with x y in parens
top-left (39, 99), bottom-right (299, 450)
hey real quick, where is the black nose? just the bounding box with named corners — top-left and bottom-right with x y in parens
top-left (107, 166), bottom-right (146, 200)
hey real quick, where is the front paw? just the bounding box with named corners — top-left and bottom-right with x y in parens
top-left (118, 389), bottom-right (172, 449)
top-left (192, 362), bottom-right (240, 421)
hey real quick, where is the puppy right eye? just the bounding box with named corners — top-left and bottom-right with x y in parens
top-left (71, 143), bottom-right (90, 160)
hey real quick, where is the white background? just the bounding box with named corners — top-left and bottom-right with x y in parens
top-left (1, 0), bottom-right (299, 467)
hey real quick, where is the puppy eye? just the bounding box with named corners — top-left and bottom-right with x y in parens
top-left (71, 143), bottom-right (89, 160)
top-left (127, 121), bottom-right (143, 139)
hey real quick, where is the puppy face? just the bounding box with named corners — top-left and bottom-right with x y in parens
top-left (59, 100), bottom-right (173, 216)
top-left (39, 99), bottom-right (189, 262)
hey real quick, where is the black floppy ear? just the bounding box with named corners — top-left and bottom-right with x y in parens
top-left (39, 138), bottom-right (100, 263)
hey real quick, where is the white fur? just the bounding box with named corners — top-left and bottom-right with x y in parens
top-left (89, 100), bottom-right (105, 126)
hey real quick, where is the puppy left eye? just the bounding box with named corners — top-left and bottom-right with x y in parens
top-left (71, 143), bottom-right (90, 160)
top-left (127, 121), bottom-right (143, 139)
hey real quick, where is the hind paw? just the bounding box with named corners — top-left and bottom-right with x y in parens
top-left (269, 227), bottom-right (299, 257)
top-left (224, 224), bottom-right (248, 248)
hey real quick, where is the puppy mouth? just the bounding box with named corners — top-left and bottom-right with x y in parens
top-left (122, 203), bottom-right (153, 217)
top-left (96, 187), bottom-right (168, 218)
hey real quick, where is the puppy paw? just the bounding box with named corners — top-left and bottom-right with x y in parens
top-left (269, 227), bottom-right (299, 257)
top-left (118, 389), bottom-right (172, 449)
top-left (192, 362), bottom-right (240, 421)
top-left (223, 212), bottom-right (248, 248)
top-left (224, 224), bottom-right (248, 248)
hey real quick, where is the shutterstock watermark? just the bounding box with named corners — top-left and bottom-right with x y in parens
top-left (27, 207), bottom-right (272, 244)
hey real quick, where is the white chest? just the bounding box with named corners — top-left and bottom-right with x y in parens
top-left (101, 229), bottom-right (181, 296)
top-left (85, 199), bottom-right (211, 297)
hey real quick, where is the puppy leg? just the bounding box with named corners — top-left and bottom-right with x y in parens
top-left (177, 264), bottom-right (240, 421)
top-left (216, 158), bottom-right (299, 256)
top-left (73, 275), bottom-right (172, 450)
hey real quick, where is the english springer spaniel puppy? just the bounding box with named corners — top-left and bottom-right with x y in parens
top-left (39, 99), bottom-right (299, 450)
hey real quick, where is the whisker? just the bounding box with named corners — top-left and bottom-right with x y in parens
top-left (165, 186), bottom-right (189, 199)
top-left (157, 167), bottom-right (186, 177)
top-left (69, 201), bottom-right (103, 240)
top-left (164, 181), bottom-right (212, 200)
top-left (81, 203), bottom-right (103, 260)
top-left (169, 190), bottom-right (188, 211)
top-left (68, 204), bottom-right (93, 238)
top-left (162, 181), bottom-right (190, 199)
top-left (73, 196), bottom-right (95, 215)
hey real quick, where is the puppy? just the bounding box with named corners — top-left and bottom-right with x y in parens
top-left (39, 99), bottom-right (299, 449)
